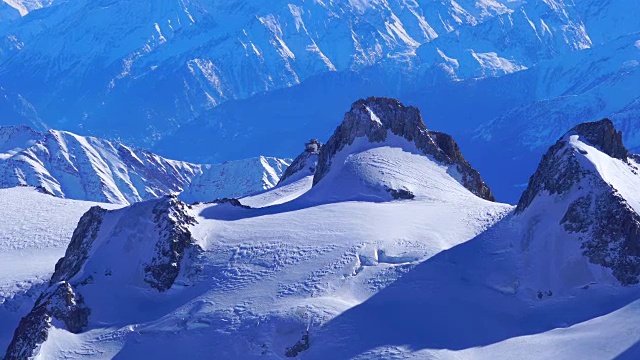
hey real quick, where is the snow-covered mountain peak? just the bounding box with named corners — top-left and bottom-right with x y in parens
top-left (517, 119), bottom-right (637, 213)
top-left (312, 97), bottom-right (494, 201)
top-left (515, 119), bottom-right (640, 287)
top-left (0, 125), bottom-right (290, 204)
top-left (568, 118), bottom-right (629, 160)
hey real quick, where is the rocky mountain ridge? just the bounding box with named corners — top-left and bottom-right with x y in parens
top-left (516, 118), bottom-right (640, 286)
top-left (0, 125), bottom-right (289, 204)
top-left (5, 101), bottom-right (640, 358)
top-left (313, 97), bottom-right (495, 201)
top-left (5, 195), bottom-right (200, 359)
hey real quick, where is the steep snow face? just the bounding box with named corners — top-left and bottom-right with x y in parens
top-left (0, 125), bottom-right (289, 204)
top-left (515, 120), bottom-right (640, 290)
top-left (0, 187), bottom-right (121, 356)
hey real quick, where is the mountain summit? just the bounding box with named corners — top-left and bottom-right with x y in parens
top-left (0, 125), bottom-right (289, 204)
top-left (516, 119), bottom-right (640, 287)
top-left (311, 97), bottom-right (495, 201)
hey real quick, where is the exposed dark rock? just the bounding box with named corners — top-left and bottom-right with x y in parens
top-left (579, 190), bottom-right (640, 286)
top-left (4, 282), bottom-right (90, 360)
top-left (561, 195), bottom-right (593, 233)
top-left (278, 140), bottom-right (323, 185)
top-left (285, 330), bottom-right (310, 357)
top-left (4, 301), bottom-right (48, 360)
top-left (34, 185), bottom-right (54, 196)
top-left (429, 131), bottom-right (494, 201)
top-left (6, 196), bottom-right (202, 357)
top-left (201, 197), bottom-right (252, 209)
top-left (51, 206), bottom-right (107, 284)
top-left (519, 119), bottom-right (640, 285)
top-left (516, 140), bottom-right (589, 213)
top-left (386, 188), bottom-right (415, 200)
top-left (313, 97), bottom-right (494, 201)
top-left (304, 139), bottom-right (322, 154)
top-left (571, 119), bottom-right (628, 160)
top-left (144, 196), bottom-right (199, 292)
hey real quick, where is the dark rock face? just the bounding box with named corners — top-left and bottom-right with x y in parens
top-left (519, 119), bottom-right (640, 285)
top-left (204, 197), bottom-right (252, 209)
top-left (51, 206), bottom-right (107, 284)
top-left (516, 140), bottom-right (589, 212)
top-left (387, 187), bottom-right (415, 200)
top-left (561, 189), bottom-right (640, 286)
top-left (313, 97), bottom-right (495, 201)
top-left (285, 331), bottom-right (310, 357)
top-left (6, 196), bottom-right (200, 357)
top-left (429, 131), bottom-right (494, 202)
top-left (517, 119), bottom-right (630, 212)
top-left (581, 191), bottom-right (640, 285)
top-left (144, 196), bottom-right (198, 292)
top-left (5, 282), bottom-right (90, 360)
top-left (278, 140), bottom-right (323, 186)
top-left (571, 119), bottom-right (628, 159)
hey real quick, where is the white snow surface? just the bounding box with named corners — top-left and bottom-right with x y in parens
top-left (16, 134), bottom-right (640, 359)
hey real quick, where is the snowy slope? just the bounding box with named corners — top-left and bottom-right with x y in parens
top-left (7, 106), bottom-right (640, 359)
top-left (0, 125), bottom-right (290, 204)
top-left (415, 0), bottom-right (591, 80)
top-left (0, 186), bottom-right (121, 356)
top-left (4, 98), bottom-right (511, 358)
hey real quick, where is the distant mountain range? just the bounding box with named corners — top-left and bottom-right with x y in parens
top-left (0, 0), bottom-right (639, 202)
top-left (0, 124), bottom-right (289, 204)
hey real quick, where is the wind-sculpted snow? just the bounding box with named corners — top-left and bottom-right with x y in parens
top-left (0, 125), bottom-right (289, 204)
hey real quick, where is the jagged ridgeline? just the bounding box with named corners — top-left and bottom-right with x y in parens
top-left (515, 119), bottom-right (640, 286)
top-left (281, 97), bottom-right (495, 202)
top-left (5, 100), bottom-right (640, 359)
top-left (0, 125), bottom-right (290, 204)
top-left (4, 196), bottom-right (200, 359)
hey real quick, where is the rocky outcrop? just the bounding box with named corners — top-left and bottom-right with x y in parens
top-left (278, 140), bottom-right (323, 186)
top-left (4, 282), bottom-right (90, 360)
top-left (516, 140), bottom-right (589, 212)
top-left (517, 119), bottom-right (640, 285)
top-left (517, 119), bottom-right (630, 212)
top-left (51, 206), bottom-right (107, 284)
top-left (145, 196), bottom-right (198, 292)
top-left (568, 190), bottom-right (640, 285)
top-left (5, 196), bottom-right (201, 357)
top-left (313, 97), bottom-right (495, 201)
top-left (429, 131), bottom-right (495, 202)
top-left (571, 119), bottom-right (628, 159)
